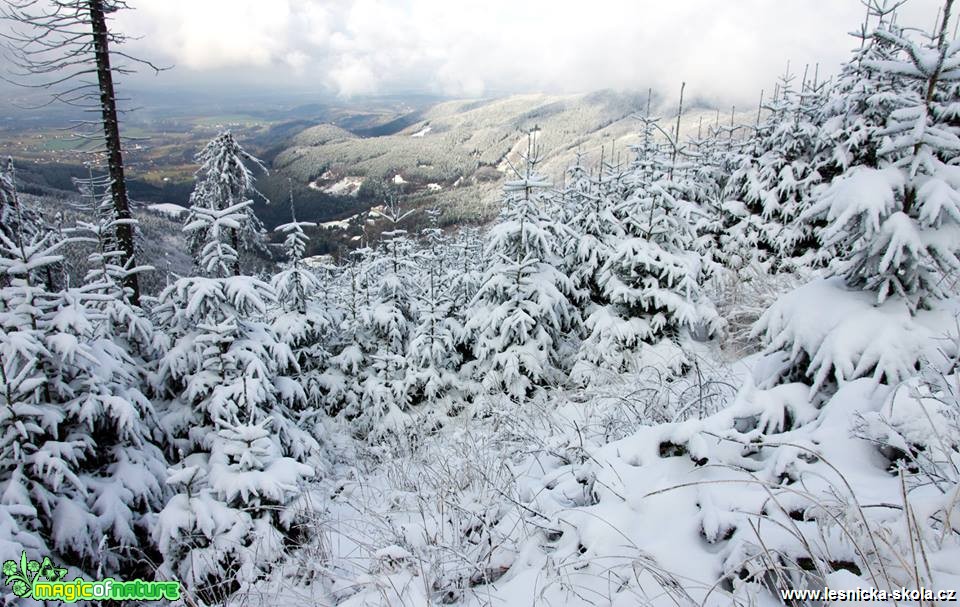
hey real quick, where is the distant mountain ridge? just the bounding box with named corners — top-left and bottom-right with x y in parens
top-left (274, 90), bottom-right (754, 226)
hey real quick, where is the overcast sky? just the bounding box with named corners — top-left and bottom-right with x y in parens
top-left (103, 0), bottom-right (954, 104)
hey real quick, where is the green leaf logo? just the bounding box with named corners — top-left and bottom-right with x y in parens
top-left (2, 552), bottom-right (35, 598)
top-left (3, 551), bottom-right (66, 598)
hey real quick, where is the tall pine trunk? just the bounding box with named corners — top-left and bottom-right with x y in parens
top-left (231, 228), bottom-right (241, 276)
top-left (90, 0), bottom-right (140, 306)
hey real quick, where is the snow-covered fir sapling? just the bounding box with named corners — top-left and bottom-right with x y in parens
top-left (0, 170), bottom-right (167, 583)
top-left (153, 148), bottom-right (316, 603)
top-left (447, 225), bottom-right (485, 324)
top-left (575, 97), bottom-right (720, 382)
top-left (0, 198), bottom-right (71, 571)
top-left (319, 246), bottom-right (375, 420)
top-left (0, 159), bottom-right (15, 242)
top-left (0, 158), bottom-right (39, 250)
top-left (813, 1), bottom-right (911, 181)
top-left (682, 111), bottom-right (728, 268)
top-left (185, 131), bottom-right (269, 276)
top-left (723, 67), bottom-right (827, 273)
top-left (757, 0), bottom-right (960, 393)
top-left (441, 225), bottom-right (485, 379)
top-left (835, 3), bottom-right (960, 311)
top-left (562, 151), bottom-right (616, 315)
top-left (406, 208), bottom-right (472, 414)
top-left (272, 189), bottom-right (319, 316)
top-left (58, 171), bottom-right (168, 575)
top-left (271, 187), bottom-right (333, 417)
top-left (355, 191), bottom-right (418, 434)
top-left (466, 128), bottom-right (579, 398)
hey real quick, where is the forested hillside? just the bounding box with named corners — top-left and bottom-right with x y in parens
top-left (274, 91), bottom-right (751, 229)
top-left (1, 1), bottom-right (960, 606)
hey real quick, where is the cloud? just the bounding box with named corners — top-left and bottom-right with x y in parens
top-left (112, 0), bottom-right (949, 104)
top-left (119, 0), bottom-right (294, 70)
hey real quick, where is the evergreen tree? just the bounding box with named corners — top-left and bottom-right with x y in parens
top-left (757, 0), bottom-right (960, 395)
top-left (0, 226), bottom-right (76, 570)
top-left (805, 3), bottom-right (960, 313)
top-left (357, 194), bottom-right (418, 434)
top-left (466, 130), bottom-right (579, 398)
top-left (185, 131), bottom-right (269, 276)
top-left (576, 109), bottom-right (720, 381)
top-left (722, 70), bottom-right (827, 273)
top-left (813, 3), bottom-right (909, 180)
top-left (0, 172), bottom-right (166, 581)
top-left (65, 173), bottom-right (167, 574)
top-left (563, 153), bottom-right (616, 313)
top-left (271, 193), bottom-right (332, 417)
top-left (445, 226), bottom-right (486, 377)
top-left (0, 158), bottom-right (38, 248)
top-left (683, 115), bottom-right (729, 267)
top-left (154, 169), bottom-right (314, 602)
top-left (407, 209), bottom-right (471, 413)
top-left (319, 247), bottom-right (376, 424)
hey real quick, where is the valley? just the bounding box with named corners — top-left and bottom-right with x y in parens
top-left (1, 88), bottom-right (756, 258)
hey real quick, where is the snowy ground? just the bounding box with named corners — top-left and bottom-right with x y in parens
top-left (224, 294), bottom-right (960, 607)
top-left (228, 345), bottom-right (756, 606)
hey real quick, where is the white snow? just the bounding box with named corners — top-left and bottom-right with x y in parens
top-left (7, 14), bottom-right (960, 607)
top-left (303, 254), bottom-right (335, 268)
top-left (411, 125), bottom-right (431, 138)
top-left (319, 213), bottom-right (360, 229)
top-left (147, 203), bottom-right (189, 219)
top-left (310, 176), bottom-right (364, 197)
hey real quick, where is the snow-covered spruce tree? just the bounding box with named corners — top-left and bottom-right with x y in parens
top-left (0, 220), bottom-right (73, 572)
top-left (562, 153), bottom-right (616, 315)
top-left (0, 159), bottom-right (51, 291)
top-left (721, 69), bottom-right (827, 273)
top-left (185, 131), bottom-right (269, 276)
top-left (319, 247), bottom-right (375, 420)
top-left (270, 193), bottom-right (333, 419)
top-left (154, 195), bottom-right (314, 602)
top-left (443, 225), bottom-right (486, 376)
top-left (406, 209), bottom-right (472, 415)
top-left (810, 5), bottom-right (960, 311)
top-left (756, 0), bottom-right (960, 393)
top-left (0, 159), bottom-right (14, 238)
top-left (795, 3), bottom-right (912, 272)
top-left (682, 116), bottom-right (728, 266)
top-left (813, 4), bottom-right (910, 183)
top-left (574, 109), bottom-right (719, 382)
top-left (356, 194), bottom-right (418, 434)
top-left (465, 130), bottom-right (579, 398)
top-left (446, 225), bottom-right (485, 323)
top-left (0, 158), bottom-right (37, 248)
top-left (698, 106), bottom-right (761, 274)
top-left (0, 171), bottom-right (166, 582)
top-left (57, 173), bottom-right (167, 575)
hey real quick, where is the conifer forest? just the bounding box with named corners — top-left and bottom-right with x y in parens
top-left (2, 0), bottom-right (960, 605)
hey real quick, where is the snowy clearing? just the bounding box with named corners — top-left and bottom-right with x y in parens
top-left (310, 175), bottom-right (365, 196)
top-left (146, 202), bottom-right (189, 219)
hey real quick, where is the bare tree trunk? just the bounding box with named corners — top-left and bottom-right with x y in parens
top-left (231, 228), bottom-right (241, 276)
top-left (89, 0), bottom-right (140, 306)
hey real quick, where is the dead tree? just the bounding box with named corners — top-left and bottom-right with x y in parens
top-left (1, 1), bottom-right (163, 306)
